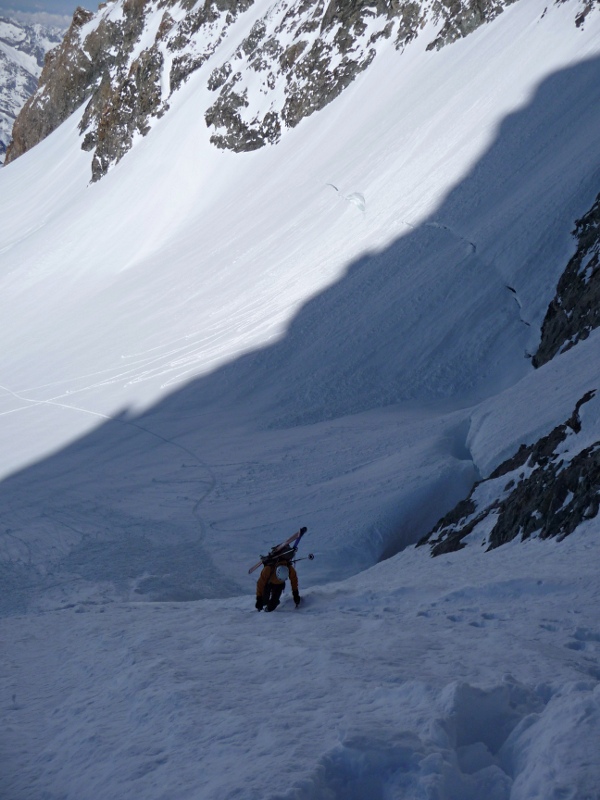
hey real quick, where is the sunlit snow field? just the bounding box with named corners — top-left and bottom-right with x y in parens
top-left (1, 0), bottom-right (600, 797)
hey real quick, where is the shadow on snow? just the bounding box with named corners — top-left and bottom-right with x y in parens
top-left (2, 56), bottom-right (600, 613)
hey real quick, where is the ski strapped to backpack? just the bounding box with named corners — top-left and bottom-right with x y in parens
top-left (248, 527), bottom-right (308, 574)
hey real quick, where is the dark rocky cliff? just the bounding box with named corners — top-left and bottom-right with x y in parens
top-left (533, 193), bottom-right (600, 368)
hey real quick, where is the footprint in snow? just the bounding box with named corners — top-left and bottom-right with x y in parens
top-left (564, 628), bottom-right (600, 652)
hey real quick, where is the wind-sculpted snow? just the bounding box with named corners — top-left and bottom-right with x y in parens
top-left (295, 679), bottom-right (600, 800)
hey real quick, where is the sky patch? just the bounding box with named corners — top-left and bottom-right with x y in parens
top-left (0, 0), bottom-right (91, 28)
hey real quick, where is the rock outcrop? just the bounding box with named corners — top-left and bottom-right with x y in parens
top-left (419, 391), bottom-right (600, 555)
top-left (533, 193), bottom-right (600, 368)
top-left (426, 0), bottom-right (518, 51)
top-left (3, 0), bottom-right (532, 180)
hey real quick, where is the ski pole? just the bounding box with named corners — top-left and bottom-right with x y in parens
top-left (292, 553), bottom-right (315, 564)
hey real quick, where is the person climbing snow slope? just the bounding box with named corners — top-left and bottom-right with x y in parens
top-left (255, 558), bottom-right (301, 612)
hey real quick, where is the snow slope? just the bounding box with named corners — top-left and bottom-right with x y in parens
top-left (1, 0), bottom-right (600, 797)
top-left (3, 532), bottom-right (600, 800)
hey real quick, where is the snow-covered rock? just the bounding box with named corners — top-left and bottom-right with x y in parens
top-left (420, 389), bottom-right (600, 554)
top-left (534, 191), bottom-right (600, 367)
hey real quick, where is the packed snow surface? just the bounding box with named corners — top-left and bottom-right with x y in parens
top-left (0, 1), bottom-right (599, 798)
top-left (3, 533), bottom-right (600, 800)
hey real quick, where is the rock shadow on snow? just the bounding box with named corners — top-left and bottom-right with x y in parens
top-left (2, 56), bottom-right (600, 611)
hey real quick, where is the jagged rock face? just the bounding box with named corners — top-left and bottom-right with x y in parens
top-left (419, 391), bottom-right (600, 556)
top-left (4, 0), bottom-right (590, 180)
top-left (533, 193), bottom-right (600, 368)
top-left (0, 16), bottom-right (64, 162)
top-left (426, 0), bottom-right (519, 50)
top-left (7, 0), bottom-right (261, 179)
top-left (202, 0), bottom-right (525, 151)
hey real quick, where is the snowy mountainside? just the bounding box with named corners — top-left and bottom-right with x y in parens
top-left (1, 0), bottom-right (600, 797)
top-left (0, 15), bottom-right (64, 162)
top-left (0, 0), bottom-right (599, 601)
top-left (5, 0), bottom-right (594, 180)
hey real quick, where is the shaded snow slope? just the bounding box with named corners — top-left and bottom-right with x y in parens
top-left (2, 533), bottom-right (599, 799)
